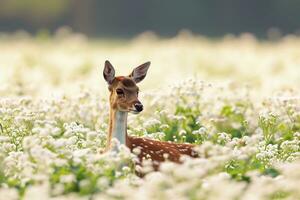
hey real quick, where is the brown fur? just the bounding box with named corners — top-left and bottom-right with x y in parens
top-left (126, 136), bottom-right (198, 171)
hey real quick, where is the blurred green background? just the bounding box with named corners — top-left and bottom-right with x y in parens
top-left (0, 0), bottom-right (299, 38)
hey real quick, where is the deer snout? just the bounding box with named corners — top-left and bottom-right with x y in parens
top-left (134, 102), bottom-right (143, 112)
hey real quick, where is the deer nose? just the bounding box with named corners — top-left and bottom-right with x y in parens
top-left (134, 103), bottom-right (143, 112)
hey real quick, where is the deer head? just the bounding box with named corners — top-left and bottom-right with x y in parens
top-left (103, 60), bottom-right (150, 149)
top-left (103, 60), bottom-right (150, 114)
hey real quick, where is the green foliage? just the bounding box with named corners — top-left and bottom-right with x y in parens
top-left (143, 106), bottom-right (204, 144)
top-left (215, 102), bottom-right (250, 138)
top-left (50, 163), bottom-right (99, 195)
top-left (225, 157), bottom-right (280, 183)
top-left (259, 113), bottom-right (278, 145)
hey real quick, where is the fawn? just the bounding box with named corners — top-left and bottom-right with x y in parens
top-left (103, 60), bottom-right (198, 170)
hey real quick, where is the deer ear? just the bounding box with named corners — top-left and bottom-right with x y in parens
top-left (129, 62), bottom-right (150, 83)
top-left (103, 60), bottom-right (115, 84)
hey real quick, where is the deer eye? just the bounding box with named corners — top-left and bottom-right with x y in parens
top-left (116, 89), bottom-right (124, 96)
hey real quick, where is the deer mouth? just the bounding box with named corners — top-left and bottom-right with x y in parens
top-left (129, 109), bottom-right (141, 114)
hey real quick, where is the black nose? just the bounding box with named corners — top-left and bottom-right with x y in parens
top-left (134, 103), bottom-right (143, 112)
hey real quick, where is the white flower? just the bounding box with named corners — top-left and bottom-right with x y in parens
top-left (87, 131), bottom-right (98, 141)
top-left (51, 127), bottom-right (61, 136)
top-left (0, 136), bottom-right (10, 142)
top-left (60, 174), bottom-right (75, 184)
top-left (132, 147), bottom-right (141, 155)
top-left (179, 130), bottom-right (186, 136)
top-left (143, 118), bottom-right (161, 128)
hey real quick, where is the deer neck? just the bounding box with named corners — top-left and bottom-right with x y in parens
top-left (107, 109), bottom-right (128, 150)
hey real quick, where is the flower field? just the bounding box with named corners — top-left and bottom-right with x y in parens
top-left (0, 30), bottom-right (300, 200)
